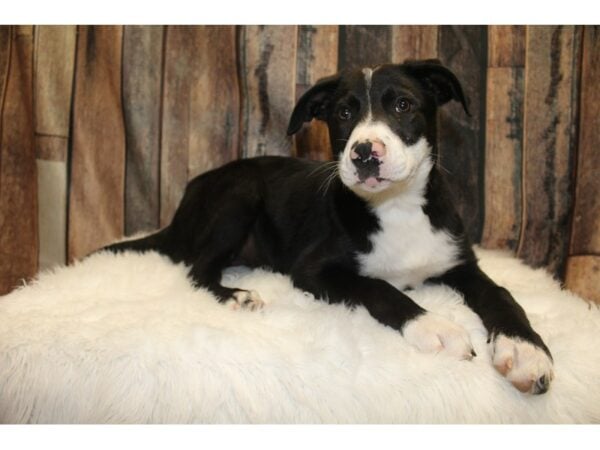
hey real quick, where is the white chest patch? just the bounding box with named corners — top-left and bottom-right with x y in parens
top-left (358, 200), bottom-right (460, 290)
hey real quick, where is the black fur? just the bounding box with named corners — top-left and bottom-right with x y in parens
top-left (104, 60), bottom-right (551, 386)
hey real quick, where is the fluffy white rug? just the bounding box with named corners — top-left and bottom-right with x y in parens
top-left (0, 247), bottom-right (599, 424)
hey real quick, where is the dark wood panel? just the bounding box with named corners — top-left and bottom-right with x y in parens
top-left (569, 26), bottom-right (600, 256)
top-left (437, 25), bottom-right (487, 244)
top-left (392, 25), bottom-right (438, 62)
top-left (294, 25), bottom-right (338, 160)
top-left (238, 25), bottom-right (297, 158)
top-left (338, 25), bottom-right (392, 69)
top-left (488, 26), bottom-right (526, 67)
top-left (68, 26), bottom-right (126, 260)
top-left (0, 26), bottom-right (38, 294)
top-left (0, 27), bottom-right (10, 135)
top-left (160, 26), bottom-right (241, 226)
top-left (160, 26), bottom-right (193, 227)
top-left (518, 26), bottom-right (582, 277)
top-left (565, 255), bottom-right (600, 304)
top-left (122, 25), bottom-right (163, 235)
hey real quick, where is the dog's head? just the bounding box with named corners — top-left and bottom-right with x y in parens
top-left (287, 59), bottom-right (469, 196)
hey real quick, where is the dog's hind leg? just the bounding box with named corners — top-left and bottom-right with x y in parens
top-left (185, 202), bottom-right (265, 311)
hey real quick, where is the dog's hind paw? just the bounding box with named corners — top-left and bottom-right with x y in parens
top-left (491, 334), bottom-right (554, 395)
top-left (226, 290), bottom-right (265, 311)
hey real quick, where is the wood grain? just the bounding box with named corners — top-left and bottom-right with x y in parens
top-left (437, 25), bottom-right (487, 244)
top-left (238, 25), bottom-right (297, 159)
top-left (187, 26), bottom-right (240, 178)
top-left (37, 160), bottom-right (67, 270)
top-left (33, 25), bottom-right (76, 270)
top-left (481, 68), bottom-right (524, 251)
top-left (33, 25), bottom-right (76, 146)
top-left (481, 25), bottom-right (525, 251)
top-left (122, 25), bottom-right (163, 235)
top-left (294, 25), bottom-right (338, 160)
top-left (565, 255), bottom-right (600, 304)
top-left (0, 27), bottom-right (38, 294)
top-left (392, 26), bottom-right (438, 62)
top-left (518, 26), bottom-right (582, 278)
top-left (338, 25), bottom-right (392, 69)
top-left (160, 26), bottom-right (240, 226)
top-left (488, 26), bottom-right (526, 67)
top-left (569, 26), bottom-right (600, 256)
top-left (0, 27), bottom-right (10, 136)
top-left (68, 26), bottom-right (126, 260)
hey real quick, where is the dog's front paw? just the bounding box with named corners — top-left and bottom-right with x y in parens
top-left (226, 290), bottom-right (265, 311)
top-left (491, 334), bottom-right (554, 395)
top-left (402, 312), bottom-right (476, 360)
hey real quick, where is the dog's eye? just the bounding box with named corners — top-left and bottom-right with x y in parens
top-left (338, 107), bottom-right (352, 121)
top-left (394, 98), bottom-right (412, 113)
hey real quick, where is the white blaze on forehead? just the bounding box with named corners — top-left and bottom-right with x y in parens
top-left (362, 67), bottom-right (373, 118)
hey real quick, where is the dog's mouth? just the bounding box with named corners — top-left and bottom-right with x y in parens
top-left (357, 176), bottom-right (392, 189)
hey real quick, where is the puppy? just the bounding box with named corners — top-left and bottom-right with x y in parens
top-left (105, 59), bottom-right (554, 395)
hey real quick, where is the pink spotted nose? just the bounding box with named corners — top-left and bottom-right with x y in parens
top-left (350, 139), bottom-right (387, 161)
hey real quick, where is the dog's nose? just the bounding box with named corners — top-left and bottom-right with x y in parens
top-left (352, 142), bottom-right (373, 162)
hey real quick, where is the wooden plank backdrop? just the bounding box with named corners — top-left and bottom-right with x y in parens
top-left (0, 25), bottom-right (598, 304)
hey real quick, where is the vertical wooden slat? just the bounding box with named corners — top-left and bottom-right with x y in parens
top-left (392, 26), bottom-right (438, 62)
top-left (568, 26), bottom-right (600, 257)
top-left (238, 25), bottom-right (297, 159)
top-left (518, 26), bottom-right (582, 277)
top-left (187, 26), bottom-right (240, 178)
top-left (160, 26), bottom-right (240, 227)
top-left (565, 256), bottom-right (600, 304)
top-left (338, 25), bottom-right (392, 70)
top-left (488, 25), bottom-right (526, 68)
top-left (566, 26), bottom-right (600, 303)
top-left (122, 25), bottom-right (163, 235)
top-left (68, 26), bottom-right (126, 260)
top-left (0, 26), bottom-right (38, 294)
top-left (294, 25), bottom-right (338, 160)
top-left (33, 25), bottom-right (76, 269)
top-left (481, 26), bottom-right (526, 251)
top-left (437, 25), bottom-right (488, 244)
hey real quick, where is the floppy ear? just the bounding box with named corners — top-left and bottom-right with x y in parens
top-left (402, 59), bottom-right (471, 116)
top-left (286, 74), bottom-right (340, 135)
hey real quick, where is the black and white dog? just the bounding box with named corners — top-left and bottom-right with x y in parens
top-left (106, 59), bottom-right (553, 395)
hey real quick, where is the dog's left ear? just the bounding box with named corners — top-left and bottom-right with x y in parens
top-left (287, 74), bottom-right (341, 135)
top-left (402, 59), bottom-right (471, 116)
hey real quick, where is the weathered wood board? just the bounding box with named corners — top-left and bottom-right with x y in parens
top-left (0, 26), bottom-right (38, 294)
top-left (68, 26), bottom-right (126, 260)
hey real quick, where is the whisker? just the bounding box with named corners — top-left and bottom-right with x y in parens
top-left (307, 160), bottom-right (338, 177)
top-left (318, 166), bottom-right (340, 196)
top-left (431, 155), bottom-right (452, 175)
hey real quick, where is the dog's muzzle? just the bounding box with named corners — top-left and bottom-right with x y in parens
top-left (350, 140), bottom-right (386, 183)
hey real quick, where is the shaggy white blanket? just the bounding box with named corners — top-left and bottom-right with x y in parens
top-left (1, 248), bottom-right (599, 424)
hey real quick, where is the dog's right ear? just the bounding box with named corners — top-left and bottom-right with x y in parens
top-left (286, 74), bottom-right (340, 136)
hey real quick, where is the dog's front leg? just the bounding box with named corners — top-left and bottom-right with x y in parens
top-left (432, 262), bottom-right (554, 394)
top-left (293, 267), bottom-right (475, 360)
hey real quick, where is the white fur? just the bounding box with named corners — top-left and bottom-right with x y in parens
top-left (352, 138), bottom-right (459, 289)
top-left (1, 248), bottom-right (600, 423)
top-left (362, 67), bottom-right (373, 117)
